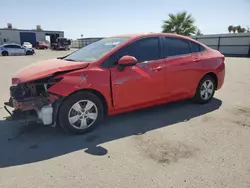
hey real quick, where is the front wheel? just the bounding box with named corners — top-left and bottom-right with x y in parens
top-left (26, 51), bottom-right (33, 55)
top-left (58, 91), bottom-right (104, 134)
top-left (193, 75), bottom-right (216, 104)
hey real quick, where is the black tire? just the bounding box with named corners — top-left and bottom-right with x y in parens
top-left (58, 91), bottom-right (104, 134)
top-left (2, 51), bottom-right (9, 56)
top-left (26, 51), bottom-right (33, 55)
top-left (193, 75), bottom-right (216, 104)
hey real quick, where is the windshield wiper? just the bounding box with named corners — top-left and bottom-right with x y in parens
top-left (64, 59), bottom-right (77, 62)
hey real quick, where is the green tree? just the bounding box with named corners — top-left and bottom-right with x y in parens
top-left (236, 25), bottom-right (242, 33)
top-left (236, 25), bottom-right (247, 33)
top-left (247, 27), bottom-right (250, 33)
top-left (162, 11), bottom-right (196, 36)
top-left (232, 26), bottom-right (237, 33)
top-left (228, 25), bottom-right (233, 33)
top-left (196, 29), bottom-right (203, 35)
top-left (240, 27), bottom-right (246, 33)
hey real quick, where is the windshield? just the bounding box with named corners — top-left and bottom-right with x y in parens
top-left (63, 37), bottom-right (130, 62)
top-left (24, 42), bottom-right (30, 45)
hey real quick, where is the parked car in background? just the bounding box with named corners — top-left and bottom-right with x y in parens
top-left (5, 33), bottom-right (225, 134)
top-left (0, 44), bottom-right (34, 56)
top-left (51, 37), bottom-right (71, 50)
top-left (36, 41), bottom-right (49, 49)
top-left (23, 42), bottom-right (33, 49)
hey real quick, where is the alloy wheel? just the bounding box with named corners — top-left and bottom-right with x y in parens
top-left (68, 100), bottom-right (98, 130)
top-left (200, 80), bottom-right (214, 100)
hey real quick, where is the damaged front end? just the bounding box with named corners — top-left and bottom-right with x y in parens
top-left (4, 76), bottom-right (63, 126)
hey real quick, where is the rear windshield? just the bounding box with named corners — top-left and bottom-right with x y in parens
top-left (63, 37), bottom-right (130, 62)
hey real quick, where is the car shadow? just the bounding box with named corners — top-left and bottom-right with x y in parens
top-left (0, 98), bottom-right (222, 168)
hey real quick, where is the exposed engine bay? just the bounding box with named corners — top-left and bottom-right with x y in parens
top-left (5, 76), bottom-right (62, 126)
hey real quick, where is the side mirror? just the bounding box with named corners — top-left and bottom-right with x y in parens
top-left (118, 55), bottom-right (137, 66)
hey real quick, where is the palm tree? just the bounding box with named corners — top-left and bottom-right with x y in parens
top-left (196, 29), bottom-right (203, 35)
top-left (236, 25), bottom-right (242, 33)
top-left (232, 26), bottom-right (237, 33)
top-left (162, 11), bottom-right (196, 36)
top-left (240, 27), bottom-right (246, 33)
top-left (228, 25), bottom-right (233, 33)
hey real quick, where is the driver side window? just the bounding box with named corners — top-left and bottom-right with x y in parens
top-left (110, 37), bottom-right (160, 66)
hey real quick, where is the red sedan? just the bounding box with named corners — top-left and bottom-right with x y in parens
top-left (6, 33), bottom-right (225, 134)
top-left (36, 41), bottom-right (49, 49)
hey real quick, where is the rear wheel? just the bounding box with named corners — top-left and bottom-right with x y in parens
top-left (2, 51), bottom-right (9, 56)
top-left (193, 75), bottom-right (216, 104)
top-left (58, 91), bottom-right (104, 134)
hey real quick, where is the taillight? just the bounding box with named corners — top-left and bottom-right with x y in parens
top-left (221, 55), bottom-right (225, 62)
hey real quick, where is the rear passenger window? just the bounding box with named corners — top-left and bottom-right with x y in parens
top-left (190, 41), bottom-right (205, 53)
top-left (12, 45), bottom-right (21, 49)
top-left (163, 37), bottom-right (191, 57)
top-left (6, 45), bottom-right (19, 48)
top-left (110, 37), bottom-right (160, 64)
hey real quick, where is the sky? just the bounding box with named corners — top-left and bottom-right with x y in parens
top-left (0, 0), bottom-right (249, 39)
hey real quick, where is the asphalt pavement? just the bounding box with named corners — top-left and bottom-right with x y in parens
top-left (0, 51), bottom-right (250, 188)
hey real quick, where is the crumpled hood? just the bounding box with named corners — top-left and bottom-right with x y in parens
top-left (12, 59), bottom-right (89, 84)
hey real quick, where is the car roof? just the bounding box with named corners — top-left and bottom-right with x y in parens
top-left (3, 43), bottom-right (20, 45)
top-left (111, 33), bottom-right (199, 43)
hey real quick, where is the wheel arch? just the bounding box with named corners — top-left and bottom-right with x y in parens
top-left (1, 51), bottom-right (9, 56)
top-left (202, 72), bottom-right (218, 89)
top-left (58, 88), bottom-right (108, 116)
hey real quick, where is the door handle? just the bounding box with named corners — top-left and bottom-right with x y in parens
top-left (152, 66), bottom-right (163, 71)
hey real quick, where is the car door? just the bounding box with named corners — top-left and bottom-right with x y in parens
top-left (109, 37), bottom-right (167, 109)
top-left (7, 45), bottom-right (18, 55)
top-left (162, 37), bottom-right (202, 99)
top-left (13, 45), bottom-right (25, 55)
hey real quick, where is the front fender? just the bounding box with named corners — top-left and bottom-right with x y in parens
top-left (48, 68), bottom-right (113, 108)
